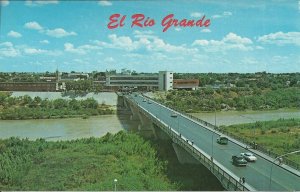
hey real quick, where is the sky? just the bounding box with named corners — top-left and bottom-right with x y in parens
top-left (0, 0), bottom-right (300, 73)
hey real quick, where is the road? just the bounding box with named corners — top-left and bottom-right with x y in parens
top-left (128, 94), bottom-right (300, 191)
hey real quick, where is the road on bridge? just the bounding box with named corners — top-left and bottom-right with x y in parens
top-left (128, 94), bottom-right (300, 191)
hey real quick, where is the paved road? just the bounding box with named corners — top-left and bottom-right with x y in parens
top-left (128, 94), bottom-right (300, 191)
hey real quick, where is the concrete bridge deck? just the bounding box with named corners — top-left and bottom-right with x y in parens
top-left (123, 93), bottom-right (300, 191)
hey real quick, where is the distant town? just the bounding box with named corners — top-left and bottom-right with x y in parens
top-left (0, 70), bottom-right (299, 93)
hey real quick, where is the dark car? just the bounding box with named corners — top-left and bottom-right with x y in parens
top-left (232, 155), bottom-right (247, 166)
top-left (217, 136), bottom-right (228, 145)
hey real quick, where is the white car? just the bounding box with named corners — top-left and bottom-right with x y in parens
top-left (171, 113), bottom-right (178, 117)
top-left (240, 152), bottom-right (257, 162)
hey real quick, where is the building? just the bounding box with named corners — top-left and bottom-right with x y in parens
top-left (106, 74), bottom-right (159, 91)
top-left (159, 71), bottom-right (173, 91)
top-left (0, 82), bottom-right (56, 92)
top-left (173, 79), bottom-right (199, 90)
top-left (106, 71), bottom-right (173, 91)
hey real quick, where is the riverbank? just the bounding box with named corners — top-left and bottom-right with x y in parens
top-left (0, 132), bottom-right (177, 190)
top-left (221, 118), bottom-right (300, 164)
top-left (0, 92), bottom-right (115, 120)
top-left (10, 91), bottom-right (118, 106)
top-left (190, 108), bottom-right (300, 126)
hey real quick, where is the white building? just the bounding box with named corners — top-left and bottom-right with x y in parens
top-left (158, 71), bottom-right (173, 91)
top-left (105, 71), bottom-right (173, 91)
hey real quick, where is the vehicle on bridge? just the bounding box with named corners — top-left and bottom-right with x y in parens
top-left (240, 152), bottom-right (257, 162)
top-left (232, 155), bottom-right (247, 166)
top-left (217, 136), bottom-right (228, 145)
top-left (171, 113), bottom-right (178, 117)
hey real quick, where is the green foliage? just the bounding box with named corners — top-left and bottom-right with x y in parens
top-left (222, 118), bottom-right (300, 164)
top-left (0, 95), bottom-right (114, 120)
top-left (0, 132), bottom-right (177, 191)
top-left (158, 87), bottom-right (299, 112)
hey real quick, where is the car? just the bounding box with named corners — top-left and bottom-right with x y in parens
top-left (217, 136), bottom-right (228, 145)
top-left (147, 100), bottom-right (152, 104)
top-left (240, 152), bottom-right (257, 162)
top-left (142, 99), bottom-right (146, 102)
top-left (232, 155), bottom-right (247, 166)
top-left (134, 94), bottom-right (138, 97)
top-left (171, 113), bottom-right (178, 117)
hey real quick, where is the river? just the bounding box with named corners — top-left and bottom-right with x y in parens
top-left (0, 114), bottom-right (138, 141)
top-left (0, 109), bottom-right (299, 141)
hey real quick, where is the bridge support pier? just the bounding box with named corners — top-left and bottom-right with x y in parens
top-left (137, 112), bottom-right (157, 139)
top-left (129, 105), bottom-right (140, 121)
top-left (154, 126), bottom-right (171, 141)
top-left (123, 99), bottom-right (129, 110)
top-left (172, 143), bottom-right (200, 164)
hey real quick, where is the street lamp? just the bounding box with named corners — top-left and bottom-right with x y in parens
top-left (211, 102), bottom-right (217, 159)
top-left (177, 114), bottom-right (180, 133)
top-left (269, 150), bottom-right (300, 190)
top-left (114, 178), bottom-right (118, 191)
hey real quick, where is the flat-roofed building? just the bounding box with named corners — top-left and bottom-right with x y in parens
top-left (106, 71), bottom-right (173, 91)
top-left (0, 82), bottom-right (55, 92)
top-left (173, 79), bottom-right (199, 90)
top-left (106, 74), bottom-right (159, 91)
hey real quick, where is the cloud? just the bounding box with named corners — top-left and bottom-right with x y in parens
top-left (133, 30), bottom-right (156, 39)
top-left (24, 48), bottom-right (47, 55)
top-left (212, 11), bottom-right (233, 19)
top-left (201, 28), bottom-right (211, 33)
top-left (192, 32), bottom-right (253, 52)
top-left (257, 31), bottom-right (300, 46)
top-left (40, 40), bottom-right (49, 44)
top-left (98, 0), bottom-right (112, 6)
top-left (46, 28), bottom-right (77, 38)
top-left (24, 21), bottom-right (77, 38)
top-left (223, 11), bottom-right (233, 16)
top-left (64, 43), bottom-right (85, 54)
top-left (24, 21), bottom-right (43, 30)
top-left (0, 0), bottom-right (9, 6)
top-left (212, 15), bottom-right (222, 19)
top-left (0, 42), bottom-right (61, 57)
top-left (190, 12), bottom-right (203, 18)
top-left (7, 31), bottom-right (22, 38)
top-left (104, 57), bottom-right (115, 63)
top-left (64, 43), bottom-right (101, 55)
top-left (25, 0), bottom-right (58, 6)
top-left (95, 34), bottom-right (197, 55)
top-left (0, 42), bottom-right (20, 57)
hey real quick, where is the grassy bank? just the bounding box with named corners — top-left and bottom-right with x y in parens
top-left (221, 118), bottom-right (300, 163)
top-left (0, 131), bottom-right (177, 190)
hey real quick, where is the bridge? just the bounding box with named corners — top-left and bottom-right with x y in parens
top-left (119, 93), bottom-right (300, 191)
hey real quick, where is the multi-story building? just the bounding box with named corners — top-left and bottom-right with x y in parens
top-left (105, 71), bottom-right (174, 91)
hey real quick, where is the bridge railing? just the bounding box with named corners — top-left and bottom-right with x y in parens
top-left (141, 94), bottom-right (300, 171)
top-left (127, 97), bottom-right (251, 191)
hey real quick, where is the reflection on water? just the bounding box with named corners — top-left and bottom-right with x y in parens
top-left (0, 115), bottom-right (139, 141)
top-left (191, 109), bottom-right (300, 126)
